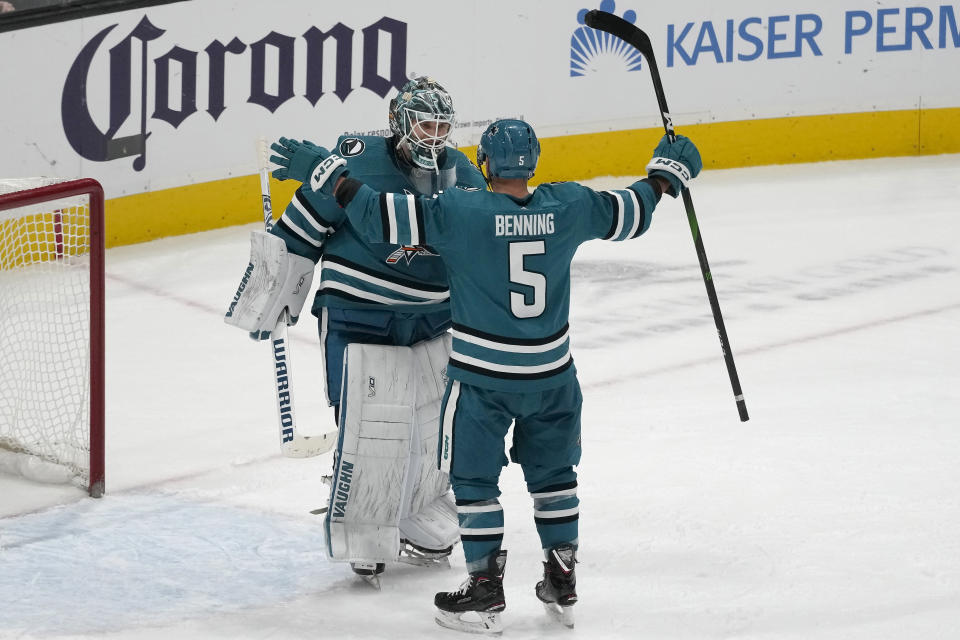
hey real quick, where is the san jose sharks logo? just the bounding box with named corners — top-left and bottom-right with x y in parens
top-left (385, 245), bottom-right (438, 265)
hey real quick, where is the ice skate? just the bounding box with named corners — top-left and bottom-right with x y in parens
top-left (536, 544), bottom-right (577, 629)
top-left (351, 561), bottom-right (385, 589)
top-left (398, 538), bottom-right (453, 568)
top-left (434, 550), bottom-right (507, 635)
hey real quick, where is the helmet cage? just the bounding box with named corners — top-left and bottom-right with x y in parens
top-left (389, 77), bottom-right (455, 171)
top-left (397, 106), bottom-right (453, 170)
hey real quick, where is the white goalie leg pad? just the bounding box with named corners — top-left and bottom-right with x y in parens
top-left (398, 333), bottom-right (460, 553)
top-left (224, 231), bottom-right (314, 336)
top-left (326, 343), bottom-right (416, 563)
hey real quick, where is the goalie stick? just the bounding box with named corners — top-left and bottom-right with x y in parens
top-left (585, 10), bottom-right (750, 422)
top-left (257, 138), bottom-right (338, 457)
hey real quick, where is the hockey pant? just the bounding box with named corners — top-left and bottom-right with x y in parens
top-left (439, 378), bottom-right (583, 573)
top-left (324, 333), bottom-right (459, 563)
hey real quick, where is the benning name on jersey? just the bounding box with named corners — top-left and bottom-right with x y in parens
top-left (494, 213), bottom-right (555, 237)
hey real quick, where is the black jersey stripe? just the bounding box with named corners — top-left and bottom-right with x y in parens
top-left (455, 498), bottom-right (497, 507)
top-left (294, 190), bottom-right (336, 228)
top-left (531, 480), bottom-right (578, 495)
top-left (378, 192), bottom-right (390, 242)
top-left (448, 356), bottom-right (573, 381)
top-left (413, 196), bottom-right (426, 246)
top-left (601, 191), bottom-right (620, 240)
top-left (534, 513), bottom-right (579, 525)
top-left (274, 217), bottom-right (322, 247)
top-left (320, 285), bottom-right (445, 305)
top-left (323, 254), bottom-right (449, 292)
top-left (460, 533), bottom-right (504, 542)
top-left (320, 288), bottom-right (443, 305)
top-left (451, 322), bottom-right (569, 346)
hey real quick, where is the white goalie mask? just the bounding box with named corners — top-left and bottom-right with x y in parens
top-left (389, 77), bottom-right (455, 172)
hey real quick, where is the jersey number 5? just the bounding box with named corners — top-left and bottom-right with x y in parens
top-left (509, 241), bottom-right (546, 318)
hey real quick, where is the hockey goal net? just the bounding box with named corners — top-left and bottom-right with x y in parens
top-left (0, 178), bottom-right (105, 497)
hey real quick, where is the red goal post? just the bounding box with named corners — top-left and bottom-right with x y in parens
top-left (0, 178), bottom-right (105, 497)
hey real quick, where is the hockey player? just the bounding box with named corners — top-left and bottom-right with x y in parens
top-left (268, 119), bottom-right (702, 632)
top-left (225, 77), bottom-right (486, 586)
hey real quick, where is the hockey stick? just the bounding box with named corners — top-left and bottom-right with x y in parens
top-left (257, 138), bottom-right (338, 456)
top-left (584, 10), bottom-right (749, 422)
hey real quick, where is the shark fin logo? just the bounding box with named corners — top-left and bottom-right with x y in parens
top-left (385, 245), bottom-right (438, 265)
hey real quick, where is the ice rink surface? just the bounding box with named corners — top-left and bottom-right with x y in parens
top-left (1, 155), bottom-right (959, 639)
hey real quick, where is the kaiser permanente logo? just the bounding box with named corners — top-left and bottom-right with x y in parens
top-left (570, 1), bottom-right (644, 77)
top-left (61, 15), bottom-right (408, 171)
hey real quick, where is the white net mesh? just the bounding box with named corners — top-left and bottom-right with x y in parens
top-left (0, 178), bottom-right (93, 487)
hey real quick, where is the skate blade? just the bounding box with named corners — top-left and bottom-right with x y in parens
top-left (360, 574), bottom-right (381, 590)
top-left (543, 602), bottom-right (575, 629)
top-left (435, 609), bottom-right (503, 635)
top-left (397, 555), bottom-right (451, 568)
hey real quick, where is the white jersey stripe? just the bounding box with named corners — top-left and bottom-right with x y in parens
top-left (457, 503), bottom-right (504, 514)
top-left (450, 350), bottom-right (571, 375)
top-left (385, 195), bottom-right (399, 244)
top-left (534, 506), bottom-right (580, 519)
top-left (623, 189), bottom-right (642, 240)
top-left (280, 213), bottom-right (323, 247)
top-left (319, 281), bottom-right (446, 305)
top-left (460, 526), bottom-right (505, 536)
top-left (292, 196), bottom-right (333, 235)
top-left (405, 194), bottom-right (419, 245)
top-left (530, 487), bottom-right (578, 499)
top-left (605, 190), bottom-right (625, 240)
top-left (452, 327), bottom-right (569, 353)
top-left (324, 261), bottom-right (449, 300)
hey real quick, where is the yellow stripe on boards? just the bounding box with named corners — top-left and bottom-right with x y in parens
top-left (103, 107), bottom-right (960, 248)
top-left (105, 175), bottom-right (298, 248)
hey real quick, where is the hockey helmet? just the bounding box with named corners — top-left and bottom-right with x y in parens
top-left (476, 119), bottom-right (540, 179)
top-left (389, 76), bottom-right (455, 171)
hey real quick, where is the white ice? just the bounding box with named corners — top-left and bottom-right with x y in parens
top-left (1, 155), bottom-right (959, 639)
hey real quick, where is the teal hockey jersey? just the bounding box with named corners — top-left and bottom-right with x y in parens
top-left (270, 135), bottom-right (486, 315)
top-left (341, 178), bottom-right (663, 392)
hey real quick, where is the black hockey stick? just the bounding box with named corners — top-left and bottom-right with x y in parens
top-left (585, 10), bottom-right (749, 422)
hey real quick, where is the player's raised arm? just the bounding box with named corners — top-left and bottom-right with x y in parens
top-left (269, 136), bottom-right (444, 248)
top-left (579, 133), bottom-right (702, 242)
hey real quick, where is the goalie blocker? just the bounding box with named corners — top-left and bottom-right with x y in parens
top-left (325, 334), bottom-right (459, 566)
top-left (224, 230), bottom-right (314, 340)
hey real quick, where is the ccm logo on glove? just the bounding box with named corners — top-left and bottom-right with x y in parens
top-left (310, 154), bottom-right (347, 193)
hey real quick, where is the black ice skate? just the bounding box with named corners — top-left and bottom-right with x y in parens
top-left (434, 550), bottom-right (507, 635)
top-left (536, 544), bottom-right (577, 628)
top-left (351, 561), bottom-right (385, 589)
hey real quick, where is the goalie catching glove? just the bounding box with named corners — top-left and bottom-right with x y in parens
top-left (270, 137), bottom-right (349, 195)
top-left (646, 134), bottom-right (702, 198)
top-left (224, 231), bottom-right (315, 340)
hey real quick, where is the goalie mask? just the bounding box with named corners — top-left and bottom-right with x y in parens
top-left (389, 76), bottom-right (455, 172)
top-left (477, 119), bottom-right (540, 180)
